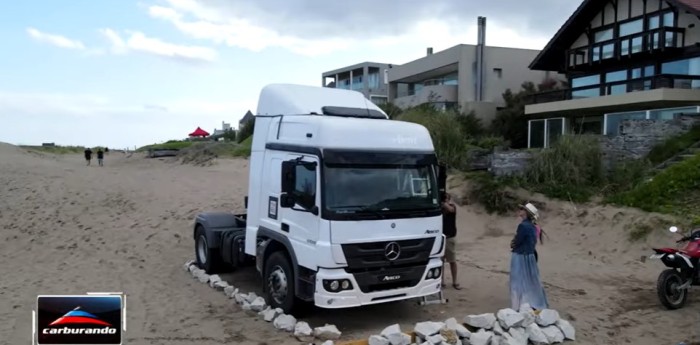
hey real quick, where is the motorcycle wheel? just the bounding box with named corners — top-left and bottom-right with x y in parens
top-left (656, 269), bottom-right (688, 310)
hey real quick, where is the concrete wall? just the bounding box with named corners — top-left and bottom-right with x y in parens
top-left (481, 47), bottom-right (555, 108)
top-left (393, 85), bottom-right (458, 109)
top-left (489, 150), bottom-right (534, 177)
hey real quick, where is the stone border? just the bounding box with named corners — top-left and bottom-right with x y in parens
top-left (184, 260), bottom-right (576, 345)
top-left (184, 260), bottom-right (339, 344)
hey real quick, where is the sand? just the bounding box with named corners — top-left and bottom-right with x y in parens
top-left (1, 142), bottom-right (698, 345)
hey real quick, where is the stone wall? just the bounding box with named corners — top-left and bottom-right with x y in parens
top-left (489, 150), bottom-right (533, 176)
top-left (599, 116), bottom-right (700, 164)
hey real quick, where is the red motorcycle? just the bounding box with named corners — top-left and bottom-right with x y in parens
top-left (649, 226), bottom-right (700, 309)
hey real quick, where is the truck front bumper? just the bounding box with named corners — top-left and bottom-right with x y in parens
top-left (313, 257), bottom-right (443, 309)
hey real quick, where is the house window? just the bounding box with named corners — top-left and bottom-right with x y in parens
top-left (594, 28), bottom-right (613, 42)
top-left (619, 19), bottom-right (643, 37)
top-left (648, 106), bottom-right (700, 120)
top-left (528, 118), bottom-right (565, 148)
top-left (605, 70), bottom-right (628, 95)
top-left (604, 111), bottom-right (647, 136)
top-left (573, 116), bottom-right (604, 135)
top-left (661, 57), bottom-right (700, 76)
top-left (571, 74), bottom-right (600, 88)
top-left (572, 87), bottom-right (601, 98)
top-left (493, 68), bottom-right (503, 78)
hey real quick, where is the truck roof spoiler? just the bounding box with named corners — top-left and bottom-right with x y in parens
top-left (321, 106), bottom-right (387, 119)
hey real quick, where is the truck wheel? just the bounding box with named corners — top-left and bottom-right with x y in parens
top-left (195, 225), bottom-right (222, 273)
top-left (264, 251), bottom-right (296, 313)
top-left (657, 269), bottom-right (688, 310)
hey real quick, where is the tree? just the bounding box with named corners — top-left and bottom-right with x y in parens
top-left (237, 120), bottom-right (255, 143)
top-left (222, 128), bottom-right (236, 142)
top-left (490, 79), bottom-right (566, 149)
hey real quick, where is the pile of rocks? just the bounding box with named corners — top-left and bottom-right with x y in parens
top-left (366, 305), bottom-right (575, 345)
top-left (184, 260), bottom-right (340, 345)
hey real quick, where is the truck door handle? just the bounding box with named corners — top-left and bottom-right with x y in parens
top-left (281, 223), bottom-right (289, 232)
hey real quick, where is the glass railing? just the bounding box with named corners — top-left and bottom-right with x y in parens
top-left (526, 74), bottom-right (700, 104)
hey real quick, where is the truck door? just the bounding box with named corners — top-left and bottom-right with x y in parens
top-left (279, 154), bottom-right (320, 261)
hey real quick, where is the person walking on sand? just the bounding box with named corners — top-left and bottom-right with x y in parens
top-left (84, 147), bottom-right (93, 166)
top-left (441, 192), bottom-right (462, 290)
top-left (509, 202), bottom-right (548, 311)
top-left (97, 148), bottom-right (104, 167)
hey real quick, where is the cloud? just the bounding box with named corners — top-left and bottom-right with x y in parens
top-left (26, 27), bottom-right (86, 50)
top-left (0, 91), bottom-right (250, 148)
top-left (146, 0), bottom-right (571, 57)
top-left (99, 28), bottom-right (218, 62)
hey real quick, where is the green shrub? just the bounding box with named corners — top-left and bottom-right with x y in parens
top-left (137, 141), bottom-right (193, 151)
top-left (231, 136), bottom-right (252, 157)
top-left (467, 172), bottom-right (520, 214)
top-left (237, 120), bottom-right (255, 143)
top-left (21, 145), bottom-right (85, 154)
top-left (525, 135), bottom-right (603, 202)
top-left (646, 123), bottom-right (700, 165)
top-left (397, 108), bottom-right (470, 170)
top-left (603, 159), bottom-right (652, 196)
top-left (609, 153), bottom-right (700, 216)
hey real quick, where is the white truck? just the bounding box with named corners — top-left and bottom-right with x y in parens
top-left (193, 84), bottom-right (447, 313)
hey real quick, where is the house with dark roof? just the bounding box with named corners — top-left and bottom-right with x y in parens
top-left (524, 0), bottom-right (700, 148)
top-left (239, 110), bottom-right (254, 128)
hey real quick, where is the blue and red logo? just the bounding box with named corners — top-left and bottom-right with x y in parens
top-left (48, 307), bottom-right (113, 327)
top-left (37, 295), bottom-right (122, 345)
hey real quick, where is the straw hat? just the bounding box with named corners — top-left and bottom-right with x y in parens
top-left (519, 202), bottom-right (539, 220)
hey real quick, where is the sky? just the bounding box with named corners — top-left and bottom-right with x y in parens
top-left (0, 0), bottom-right (580, 149)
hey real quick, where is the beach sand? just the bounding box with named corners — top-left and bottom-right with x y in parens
top-left (1, 142), bottom-right (698, 345)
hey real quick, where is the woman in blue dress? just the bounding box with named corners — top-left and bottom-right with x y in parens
top-left (509, 203), bottom-right (549, 311)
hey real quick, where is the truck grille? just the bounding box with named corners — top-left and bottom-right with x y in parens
top-left (341, 238), bottom-right (435, 293)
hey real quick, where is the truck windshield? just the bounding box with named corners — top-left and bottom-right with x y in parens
top-left (323, 164), bottom-right (439, 218)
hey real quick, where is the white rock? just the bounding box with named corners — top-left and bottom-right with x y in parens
top-left (183, 260), bottom-right (195, 271)
top-left (314, 324), bottom-right (342, 341)
top-left (381, 324), bottom-right (401, 337)
top-left (495, 322), bottom-right (507, 336)
top-left (195, 270), bottom-right (209, 283)
top-left (294, 321), bottom-right (314, 342)
top-left (224, 286), bottom-right (236, 297)
top-left (321, 341), bottom-right (334, 345)
top-left (541, 325), bottom-right (564, 343)
top-left (497, 308), bottom-right (525, 329)
top-left (465, 314), bottom-right (497, 330)
top-left (498, 333), bottom-right (525, 345)
top-left (525, 323), bottom-right (549, 345)
top-left (213, 280), bottom-right (229, 291)
top-left (535, 309), bottom-right (559, 327)
top-left (520, 310), bottom-right (535, 327)
top-left (415, 321), bottom-right (445, 338)
top-left (386, 333), bottom-right (411, 345)
top-left (250, 297), bottom-right (266, 312)
top-left (208, 274), bottom-right (222, 287)
top-left (188, 264), bottom-right (198, 273)
top-left (244, 292), bottom-right (259, 304)
top-left (369, 335), bottom-right (390, 345)
top-left (469, 329), bottom-right (493, 345)
top-left (426, 334), bottom-right (446, 344)
top-left (233, 293), bottom-right (246, 304)
top-left (262, 307), bottom-right (282, 322)
top-left (490, 335), bottom-right (501, 345)
top-left (507, 327), bottom-right (528, 345)
top-left (273, 314), bottom-right (296, 332)
top-left (445, 318), bottom-right (471, 339)
top-left (555, 319), bottom-right (575, 340)
top-left (518, 303), bottom-right (533, 313)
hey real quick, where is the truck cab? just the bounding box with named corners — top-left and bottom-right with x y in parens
top-left (194, 84), bottom-right (446, 313)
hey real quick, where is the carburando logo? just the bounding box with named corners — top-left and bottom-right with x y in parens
top-left (36, 294), bottom-right (124, 345)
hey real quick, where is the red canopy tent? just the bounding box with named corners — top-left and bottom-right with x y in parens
top-left (189, 127), bottom-right (210, 137)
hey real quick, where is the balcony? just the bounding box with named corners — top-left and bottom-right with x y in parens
top-left (525, 74), bottom-right (700, 115)
top-left (393, 85), bottom-right (458, 109)
top-left (566, 27), bottom-right (686, 70)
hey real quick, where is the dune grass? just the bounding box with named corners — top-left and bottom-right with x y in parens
top-left (21, 145), bottom-right (85, 154)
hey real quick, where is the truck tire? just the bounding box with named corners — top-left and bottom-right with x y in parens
top-left (264, 251), bottom-right (296, 313)
top-left (195, 225), bottom-right (222, 274)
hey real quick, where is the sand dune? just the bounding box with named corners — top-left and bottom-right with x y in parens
top-left (0, 143), bottom-right (698, 345)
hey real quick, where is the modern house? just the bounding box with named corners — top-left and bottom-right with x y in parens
top-left (387, 17), bottom-right (559, 123)
top-left (322, 62), bottom-right (393, 105)
top-left (525, 0), bottom-right (700, 148)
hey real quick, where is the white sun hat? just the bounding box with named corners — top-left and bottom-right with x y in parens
top-left (519, 202), bottom-right (539, 220)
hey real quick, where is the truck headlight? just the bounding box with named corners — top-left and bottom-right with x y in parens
top-left (323, 279), bottom-right (353, 293)
top-left (426, 267), bottom-right (442, 280)
top-left (330, 280), bottom-right (339, 291)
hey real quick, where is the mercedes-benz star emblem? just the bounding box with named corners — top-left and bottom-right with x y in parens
top-left (384, 242), bottom-right (401, 261)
